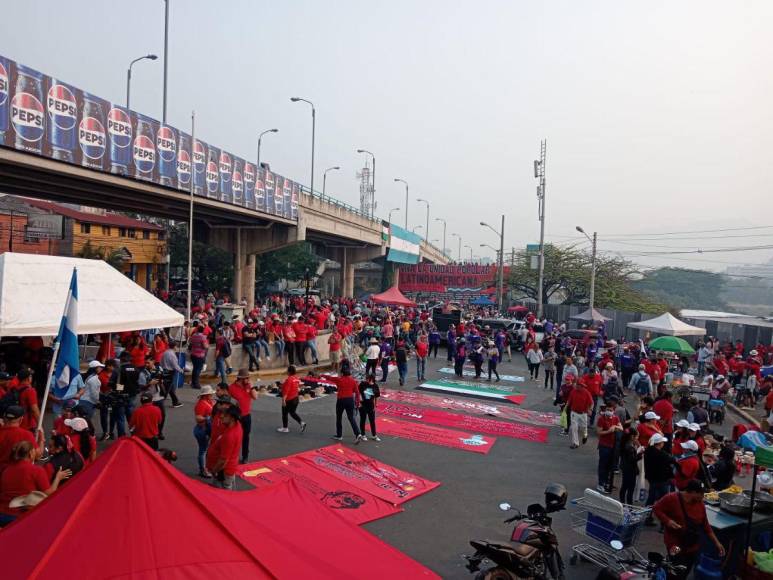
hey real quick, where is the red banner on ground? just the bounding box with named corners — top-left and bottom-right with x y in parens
top-left (381, 390), bottom-right (559, 427)
top-left (237, 456), bottom-right (401, 525)
top-left (378, 402), bottom-right (549, 443)
top-left (377, 417), bottom-right (496, 454)
top-left (295, 445), bottom-right (440, 505)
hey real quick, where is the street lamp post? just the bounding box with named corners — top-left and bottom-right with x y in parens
top-left (291, 97), bottom-right (315, 196)
top-left (416, 198), bottom-right (430, 241)
top-left (257, 128), bottom-right (278, 170)
top-left (394, 178), bottom-right (408, 229)
top-left (451, 233), bottom-right (461, 262)
top-left (435, 217), bottom-right (447, 258)
top-left (480, 215), bottom-right (505, 311)
top-left (322, 166), bottom-right (340, 197)
top-left (464, 244), bottom-right (473, 261)
top-left (413, 225), bottom-right (424, 234)
top-left (356, 149), bottom-right (375, 218)
top-left (576, 226), bottom-right (598, 313)
top-left (126, 54), bottom-right (158, 109)
top-left (388, 207), bottom-right (400, 223)
top-left (162, 0), bottom-right (169, 122)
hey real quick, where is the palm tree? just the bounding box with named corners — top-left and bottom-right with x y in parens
top-left (76, 241), bottom-right (127, 270)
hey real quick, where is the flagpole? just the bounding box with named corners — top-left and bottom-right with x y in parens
top-left (37, 268), bottom-right (77, 433)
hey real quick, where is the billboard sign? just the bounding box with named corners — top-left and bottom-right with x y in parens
top-left (0, 54), bottom-right (298, 222)
top-left (398, 263), bottom-right (508, 303)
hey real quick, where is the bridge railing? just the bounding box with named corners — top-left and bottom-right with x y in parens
top-left (298, 185), bottom-right (447, 260)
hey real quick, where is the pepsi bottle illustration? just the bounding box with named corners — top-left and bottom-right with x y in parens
top-left (205, 147), bottom-right (219, 197)
top-left (176, 132), bottom-right (191, 190)
top-left (78, 93), bottom-right (107, 170)
top-left (157, 124), bottom-right (177, 187)
top-left (244, 162), bottom-right (256, 209)
top-left (219, 151), bottom-right (232, 201)
top-left (0, 56), bottom-right (10, 142)
top-left (46, 80), bottom-right (78, 162)
top-left (107, 106), bottom-right (133, 175)
top-left (11, 65), bottom-right (45, 154)
top-left (192, 139), bottom-right (206, 194)
top-left (232, 159), bottom-right (244, 206)
top-left (133, 116), bottom-right (156, 179)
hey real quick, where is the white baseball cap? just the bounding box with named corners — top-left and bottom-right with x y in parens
top-left (676, 419), bottom-right (690, 428)
top-left (64, 417), bottom-right (88, 432)
top-left (750, 350), bottom-right (758, 356)
top-left (649, 433), bottom-right (668, 446)
top-left (644, 411), bottom-right (660, 421)
top-left (88, 360), bottom-right (105, 369)
top-left (688, 423), bottom-right (701, 432)
top-left (681, 440), bottom-right (700, 452)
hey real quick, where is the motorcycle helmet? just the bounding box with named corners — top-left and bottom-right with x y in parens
top-left (544, 483), bottom-right (567, 513)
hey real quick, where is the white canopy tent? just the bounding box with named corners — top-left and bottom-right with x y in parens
top-left (627, 312), bottom-right (705, 337)
top-left (0, 253), bottom-right (184, 337)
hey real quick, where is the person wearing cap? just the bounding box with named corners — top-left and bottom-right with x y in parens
top-left (228, 369), bottom-right (258, 463)
top-left (596, 402), bottom-right (623, 493)
top-left (629, 364), bottom-right (654, 399)
top-left (193, 385), bottom-right (216, 478)
top-left (644, 432), bottom-right (675, 514)
top-left (139, 358), bottom-right (167, 440)
top-left (365, 337), bottom-right (381, 377)
top-left (52, 399), bottom-right (77, 437)
top-left (277, 366), bottom-right (306, 434)
top-left (674, 439), bottom-right (702, 491)
top-left (637, 411), bottom-right (663, 449)
top-left (129, 392), bottom-right (162, 450)
top-left (206, 404), bottom-right (243, 490)
top-left (0, 440), bottom-right (71, 527)
top-left (652, 390), bottom-right (675, 450)
top-left (685, 422), bottom-right (706, 456)
top-left (67, 415), bottom-right (97, 464)
top-left (653, 479), bottom-right (725, 576)
top-left (672, 419), bottom-right (691, 456)
top-left (0, 406), bottom-right (42, 469)
top-left (74, 360), bottom-right (104, 420)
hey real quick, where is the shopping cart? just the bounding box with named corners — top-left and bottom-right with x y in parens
top-left (568, 492), bottom-right (652, 573)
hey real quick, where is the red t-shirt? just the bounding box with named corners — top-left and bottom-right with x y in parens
top-left (206, 422), bottom-right (243, 476)
top-left (654, 492), bottom-right (712, 554)
top-left (672, 434), bottom-right (688, 456)
top-left (332, 375), bottom-right (361, 403)
top-left (637, 422), bottom-right (662, 448)
top-left (293, 322), bottom-right (307, 342)
top-left (328, 334), bottom-right (342, 352)
top-left (566, 387), bottom-right (593, 413)
top-left (281, 376), bottom-right (301, 400)
top-left (129, 404), bottom-right (162, 439)
top-left (652, 399), bottom-right (674, 434)
top-left (210, 412), bottom-right (226, 443)
top-left (0, 426), bottom-right (36, 466)
top-left (229, 382), bottom-right (254, 417)
top-left (0, 461), bottom-right (49, 515)
top-left (416, 341), bottom-right (429, 358)
top-left (52, 416), bottom-right (74, 437)
top-left (130, 345), bottom-right (147, 367)
top-left (580, 374), bottom-right (602, 397)
top-left (12, 385), bottom-right (38, 430)
top-left (597, 415), bottom-right (621, 448)
top-left (194, 398), bottom-right (213, 420)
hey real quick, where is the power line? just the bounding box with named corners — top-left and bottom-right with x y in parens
top-left (599, 225), bottom-right (773, 237)
top-left (615, 244), bottom-right (773, 256)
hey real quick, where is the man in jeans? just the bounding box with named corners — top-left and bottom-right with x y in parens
top-left (159, 340), bottom-right (183, 407)
top-left (228, 369), bottom-right (258, 463)
top-left (596, 404), bottom-right (622, 493)
top-left (415, 334), bottom-right (429, 381)
top-left (566, 380), bottom-right (593, 449)
top-left (394, 339), bottom-right (409, 386)
top-left (188, 324), bottom-right (208, 390)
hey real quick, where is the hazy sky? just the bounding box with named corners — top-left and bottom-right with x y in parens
top-left (4, 1), bottom-right (773, 271)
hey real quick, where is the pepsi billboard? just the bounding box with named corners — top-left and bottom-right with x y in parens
top-left (0, 54), bottom-right (298, 221)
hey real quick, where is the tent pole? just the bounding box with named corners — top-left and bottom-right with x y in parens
top-left (743, 464), bottom-right (758, 559)
top-left (37, 339), bottom-right (62, 434)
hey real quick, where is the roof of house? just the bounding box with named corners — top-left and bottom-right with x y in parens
top-left (22, 198), bottom-right (163, 230)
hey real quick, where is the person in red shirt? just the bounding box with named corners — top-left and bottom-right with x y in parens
top-left (292, 317), bottom-right (308, 365)
top-left (672, 419), bottom-right (690, 456)
top-left (277, 365), bottom-right (306, 434)
top-left (329, 368), bottom-right (362, 443)
top-left (228, 369), bottom-right (258, 463)
top-left (193, 385), bottom-right (216, 478)
top-left (0, 440), bottom-right (70, 526)
top-left (306, 323), bottom-right (319, 365)
top-left (712, 354), bottom-right (729, 378)
top-left (674, 440), bottom-right (701, 490)
top-left (653, 480), bottom-right (724, 577)
top-left (129, 392), bottom-right (162, 450)
top-left (128, 336), bottom-right (147, 368)
top-left (283, 322), bottom-right (296, 365)
top-left (328, 330), bottom-right (343, 374)
top-left (206, 404), bottom-right (243, 489)
top-left (0, 406), bottom-right (41, 469)
top-left (596, 404), bottom-right (622, 492)
top-left (580, 367), bottom-right (603, 425)
top-left (637, 411), bottom-right (663, 448)
top-left (9, 369), bottom-right (40, 431)
top-left (566, 382), bottom-right (593, 449)
top-left (652, 391), bottom-right (675, 447)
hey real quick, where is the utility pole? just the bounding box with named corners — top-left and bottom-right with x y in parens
top-left (589, 231), bottom-right (597, 312)
top-left (497, 214), bottom-right (504, 312)
top-left (534, 140), bottom-right (547, 318)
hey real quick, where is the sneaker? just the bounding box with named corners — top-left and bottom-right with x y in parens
top-left (99, 433), bottom-right (110, 442)
top-left (373, 436), bottom-right (381, 442)
top-left (559, 431), bottom-right (569, 437)
top-left (582, 435), bottom-right (588, 445)
top-left (355, 435), bottom-right (363, 445)
top-left (172, 403), bottom-right (183, 408)
top-left (361, 435), bottom-right (368, 441)
top-left (276, 427), bottom-right (290, 433)
top-left (300, 422), bottom-right (307, 433)
top-left (199, 470), bottom-right (213, 478)
top-left (332, 436), bottom-right (343, 441)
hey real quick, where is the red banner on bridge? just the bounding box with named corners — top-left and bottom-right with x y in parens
top-left (398, 263), bottom-right (509, 301)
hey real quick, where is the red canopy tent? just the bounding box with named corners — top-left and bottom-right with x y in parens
top-left (507, 305), bottom-right (528, 313)
top-left (370, 285), bottom-right (417, 307)
top-left (0, 438), bottom-right (437, 580)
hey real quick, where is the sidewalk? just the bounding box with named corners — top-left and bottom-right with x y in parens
top-left (182, 360), bottom-right (333, 386)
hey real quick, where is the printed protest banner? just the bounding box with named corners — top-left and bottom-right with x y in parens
top-left (418, 379), bottom-right (526, 403)
top-left (377, 417), bottom-right (496, 454)
top-left (296, 445), bottom-right (439, 505)
top-left (377, 402), bottom-right (549, 443)
top-left (437, 367), bottom-right (524, 382)
top-left (381, 390), bottom-right (559, 426)
top-left (237, 456), bottom-right (401, 525)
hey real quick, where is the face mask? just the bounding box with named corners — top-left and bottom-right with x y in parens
top-left (602, 411), bottom-right (614, 418)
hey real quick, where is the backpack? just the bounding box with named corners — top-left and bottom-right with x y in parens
top-left (221, 339), bottom-right (232, 358)
top-left (0, 386), bottom-right (30, 416)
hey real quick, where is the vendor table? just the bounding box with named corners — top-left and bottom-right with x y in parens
top-left (705, 505), bottom-right (773, 577)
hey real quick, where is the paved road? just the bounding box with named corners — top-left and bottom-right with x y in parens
top-left (140, 350), bottom-right (733, 579)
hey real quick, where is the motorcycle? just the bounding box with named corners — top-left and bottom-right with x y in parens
top-left (465, 483), bottom-right (567, 580)
top-left (595, 541), bottom-right (686, 580)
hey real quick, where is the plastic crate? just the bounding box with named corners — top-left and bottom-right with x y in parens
top-left (585, 513), bottom-right (638, 546)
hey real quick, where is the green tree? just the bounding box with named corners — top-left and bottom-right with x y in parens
top-left (255, 243), bottom-right (321, 290)
top-left (632, 267), bottom-right (728, 311)
top-left (76, 240), bottom-right (127, 270)
top-left (168, 223), bottom-right (233, 292)
top-left (507, 244), bottom-right (666, 313)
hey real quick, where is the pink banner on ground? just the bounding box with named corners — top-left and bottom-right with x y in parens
top-left (296, 445), bottom-right (440, 505)
top-left (237, 456), bottom-right (401, 525)
top-left (378, 402), bottom-right (549, 443)
top-left (381, 390), bottom-right (560, 427)
top-left (377, 417), bottom-right (496, 454)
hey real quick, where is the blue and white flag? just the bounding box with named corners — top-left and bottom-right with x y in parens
top-left (53, 268), bottom-right (79, 399)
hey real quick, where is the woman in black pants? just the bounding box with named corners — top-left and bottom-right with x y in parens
top-left (618, 427), bottom-right (641, 504)
top-left (358, 374), bottom-right (381, 441)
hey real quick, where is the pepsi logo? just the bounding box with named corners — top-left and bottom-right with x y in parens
top-left (219, 152), bottom-right (232, 181)
top-left (0, 62), bottom-right (8, 106)
top-left (233, 171), bottom-right (244, 197)
top-left (133, 134), bottom-right (156, 173)
top-left (156, 126), bottom-right (176, 162)
top-left (206, 161), bottom-right (219, 193)
top-left (78, 116), bottom-right (106, 159)
top-left (47, 84), bottom-right (77, 130)
top-left (244, 163), bottom-right (255, 186)
top-left (193, 141), bottom-right (205, 172)
top-left (107, 108), bottom-right (132, 148)
top-left (11, 92), bottom-right (45, 142)
top-left (177, 149), bottom-right (191, 184)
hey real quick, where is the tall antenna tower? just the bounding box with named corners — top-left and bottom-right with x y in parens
top-left (356, 161), bottom-right (374, 216)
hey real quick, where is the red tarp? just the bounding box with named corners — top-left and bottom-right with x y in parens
top-left (378, 417), bottom-right (497, 454)
top-left (378, 402), bottom-right (549, 443)
top-left (237, 455), bottom-right (402, 525)
top-left (370, 285), bottom-right (417, 307)
top-left (381, 390), bottom-right (560, 427)
top-left (0, 438), bottom-right (438, 580)
top-left (508, 305), bottom-right (528, 313)
top-left (294, 445), bottom-right (440, 505)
